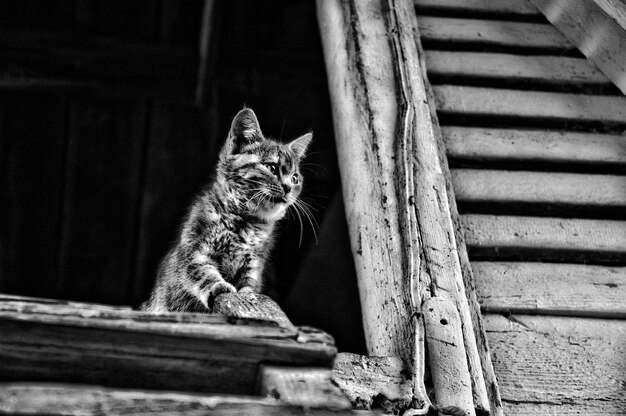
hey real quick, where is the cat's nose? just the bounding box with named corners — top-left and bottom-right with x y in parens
top-left (282, 184), bottom-right (291, 194)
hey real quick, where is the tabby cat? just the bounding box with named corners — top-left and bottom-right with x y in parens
top-left (142, 108), bottom-right (311, 313)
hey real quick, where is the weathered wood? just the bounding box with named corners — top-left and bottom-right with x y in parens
top-left (0, 295), bottom-right (335, 395)
top-left (318, 1), bottom-right (491, 413)
top-left (461, 214), bottom-right (626, 263)
top-left (258, 366), bottom-right (351, 409)
top-left (414, 0), bottom-right (541, 18)
top-left (423, 298), bottom-right (475, 416)
top-left (417, 16), bottom-right (574, 53)
top-left (0, 93), bottom-right (67, 298)
top-left (331, 353), bottom-right (412, 413)
top-left (0, 383), bottom-right (360, 415)
top-left (443, 127), bottom-right (626, 169)
top-left (474, 262), bottom-right (626, 318)
top-left (451, 169), bottom-right (626, 216)
top-left (485, 314), bottom-right (626, 415)
top-left (434, 85), bottom-right (626, 126)
top-left (425, 51), bottom-right (613, 91)
top-left (0, 30), bottom-right (196, 99)
top-left (414, 10), bottom-right (504, 416)
top-left (531, 0), bottom-right (626, 94)
top-left (214, 292), bottom-right (295, 330)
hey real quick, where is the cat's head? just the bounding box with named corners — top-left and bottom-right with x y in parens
top-left (218, 108), bottom-right (312, 222)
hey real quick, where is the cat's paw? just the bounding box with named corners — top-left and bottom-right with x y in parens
top-left (207, 281), bottom-right (237, 309)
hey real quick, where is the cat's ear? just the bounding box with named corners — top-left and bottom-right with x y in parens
top-left (289, 132), bottom-right (312, 159)
top-left (223, 108), bottom-right (263, 156)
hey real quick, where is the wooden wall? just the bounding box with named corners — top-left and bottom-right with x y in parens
top-left (0, 0), bottom-right (353, 343)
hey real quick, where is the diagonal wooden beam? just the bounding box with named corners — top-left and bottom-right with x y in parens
top-left (317, 0), bottom-right (502, 414)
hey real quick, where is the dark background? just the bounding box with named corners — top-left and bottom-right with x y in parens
top-left (0, 0), bottom-right (366, 354)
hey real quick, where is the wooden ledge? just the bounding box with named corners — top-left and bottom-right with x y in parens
top-left (0, 294), bottom-right (336, 395)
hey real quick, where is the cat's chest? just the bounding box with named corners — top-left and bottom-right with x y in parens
top-left (210, 222), bottom-right (270, 256)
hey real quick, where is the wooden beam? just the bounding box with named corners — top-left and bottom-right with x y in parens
top-left (0, 295), bottom-right (335, 395)
top-left (414, 0), bottom-right (542, 19)
top-left (417, 16), bottom-right (575, 53)
top-left (443, 127), bottom-right (626, 170)
top-left (317, 0), bottom-right (495, 413)
top-left (485, 314), bottom-right (626, 415)
top-left (331, 353), bottom-right (413, 413)
top-left (474, 262), bottom-right (626, 318)
top-left (451, 169), bottom-right (626, 216)
top-left (258, 365), bottom-right (351, 409)
top-left (425, 51), bottom-right (613, 91)
top-left (531, 0), bottom-right (626, 94)
top-left (195, 0), bottom-right (216, 105)
top-left (0, 383), bottom-right (361, 415)
top-left (461, 214), bottom-right (626, 263)
top-left (434, 85), bottom-right (626, 126)
top-left (213, 292), bottom-right (295, 330)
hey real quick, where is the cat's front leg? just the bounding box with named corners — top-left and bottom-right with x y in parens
top-left (188, 261), bottom-right (235, 310)
top-left (238, 255), bottom-right (263, 293)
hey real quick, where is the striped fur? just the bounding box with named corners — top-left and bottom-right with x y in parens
top-left (142, 108), bottom-right (311, 313)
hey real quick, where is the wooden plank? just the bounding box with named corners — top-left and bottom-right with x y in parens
top-left (474, 262), bottom-right (626, 318)
top-left (0, 383), bottom-right (360, 415)
top-left (0, 295), bottom-right (335, 395)
top-left (531, 0), bottom-right (626, 94)
top-left (0, 30), bottom-right (196, 99)
top-left (461, 214), bottom-right (626, 262)
top-left (317, 1), bottom-right (492, 413)
top-left (0, 93), bottom-right (67, 298)
top-left (258, 366), bottom-right (351, 409)
top-left (56, 98), bottom-right (147, 304)
top-left (434, 85), bottom-right (626, 126)
top-left (331, 353), bottom-right (412, 412)
top-left (485, 314), bottom-right (626, 414)
top-left (214, 292), bottom-right (295, 330)
top-left (443, 127), bottom-right (626, 169)
top-left (414, 0), bottom-right (542, 18)
top-left (417, 16), bottom-right (575, 52)
top-left (451, 169), bottom-right (626, 216)
top-left (413, 10), bottom-right (505, 416)
top-left (425, 51), bottom-right (614, 91)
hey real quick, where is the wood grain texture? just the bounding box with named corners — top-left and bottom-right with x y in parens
top-left (258, 365), bottom-right (351, 409)
top-left (531, 0), bottom-right (626, 94)
top-left (423, 297), bottom-right (475, 415)
top-left (414, 11), bottom-right (504, 416)
top-left (434, 85), bottom-right (626, 126)
top-left (461, 214), bottom-right (626, 263)
top-left (425, 51), bottom-right (613, 90)
top-left (0, 295), bottom-right (335, 395)
top-left (214, 292), bottom-right (295, 330)
top-left (473, 262), bottom-right (626, 318)
top-left (331, 353), bottom-right (412, 413)
top-left (414, 0), bottom-right (541, 17)
top-left (0, 383), bottom-right (362, 415)
top-left (417, 16), bottom-right (574, 52)
top-left (451, 169), bottom-right (626, 215)
top-left (0, 93), bottom-right (67, 298)
top-left (485, 314), bottom-right (626, 415)
top-left (318, 1), bottom-right (491, 412)
top-left (443, 127), bottom-right (626, 169)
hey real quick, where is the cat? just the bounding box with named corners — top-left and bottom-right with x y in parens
top-left (141, 108), bottom-right (311, 313)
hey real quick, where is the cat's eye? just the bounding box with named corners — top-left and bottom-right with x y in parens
top-left (263, 163), bottom-right (278, 175)
top-left (291, 173), bottom-right (299, 184)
